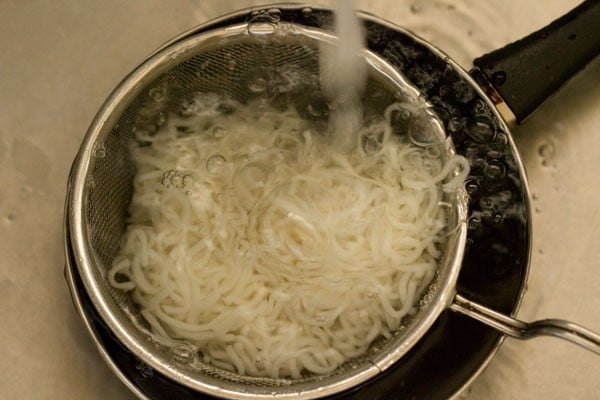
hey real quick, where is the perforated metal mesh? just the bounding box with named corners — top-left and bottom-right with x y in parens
top-left (74, 20), bottom-right (464, 399)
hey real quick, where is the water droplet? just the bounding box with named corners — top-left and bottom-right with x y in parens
top-left (248, 77), bottom-right (267, 93)
top-left (94, 143), bottom-right (106, 159)
top-left (149, 87), bottom-right (166, 103)
top-left (410, 3), bottom-right (422, 13)
top-left (491, 70), bottom-right (507, 86)
top-left (302, 7), bottom-right (313, 15)
top-left (212, 125), bottom-right (225, 139)
top-left (538, 142), bottom-right (554, 166)
top-left (20, 185), bottom-right (33, 197)
top-left (206, 154), bottom-right (227, 173)
top-left (172, 344), bottom-right (195, 364)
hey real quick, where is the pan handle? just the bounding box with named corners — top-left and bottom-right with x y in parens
top-left (472, 0), bottom-right (600, 124)
top-left (450, 294), bottom-right (600, 354)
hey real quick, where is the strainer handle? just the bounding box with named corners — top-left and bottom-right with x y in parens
top-left (450, 294), bottom-right (600, 355)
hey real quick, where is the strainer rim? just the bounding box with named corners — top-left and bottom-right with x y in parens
top-left (67, 11), bottom-right (469, 400)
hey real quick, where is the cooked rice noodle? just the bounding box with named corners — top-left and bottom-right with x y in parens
top-left (109, 98), bottom-right (468, 379)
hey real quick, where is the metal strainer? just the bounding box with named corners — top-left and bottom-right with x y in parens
top-left (66, 8), bottom-right (467, 400)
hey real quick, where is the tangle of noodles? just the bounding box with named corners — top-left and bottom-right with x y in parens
top-left (109, 96), bottom-right (469, 379)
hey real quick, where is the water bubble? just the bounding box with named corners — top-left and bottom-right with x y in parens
top-left (248, 77), bottom-right (267, 93)
top-left (248, 21), bottom-right (278, 36)
top-left (452, 80), bottom-right (475, 103)
top-left (162, 170), bottom-right (183, 188)
top-left (302, 7), bottom-right (313, 15)
top-left (447, 117), bottom-right (466, 133)
top-left (487, 143), bottom-right (505, 159)
top-left (465, 179), bottom-right (480, 197)
top-left (182, 175), bottom-right (193, 188)
top-left (94, 143), bottom-right (106, 159)
top-left (480, 197), bottom-right (495, 210)
top-left (467, 116), bottom-right (496, 143)
top-left (227, 59), bottom-right (237, 71)
top-left (408, 114), bottom-right (443, 145)
top-left (135, 359), bottom-right (154, 378)
top-left (172, 344), bottom-right (196, 364)
top-left (206, 154), bottom-right (227, 173)
top-left (484, 162), bottom-right (506, 181)
top-left (149, 87), bottom-right (166, 103)
top-left (494, 131), bottom-right (508, 146)
top-left (468, 216), bottom-right (481, 231)
top-left (425, 143), bottom-right (444, 159)
top-left (267, 8), bottom-right (281, 22)
top-left (363, 137), bottom-right (380, 154)
top-left (492, 212), bottom-right (504, 224)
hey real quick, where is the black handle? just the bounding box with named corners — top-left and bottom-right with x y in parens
top-left (473, 0), bottom-right (600, 124)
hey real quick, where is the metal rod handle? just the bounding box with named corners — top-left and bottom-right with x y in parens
top-left (450, 294), bottom-right (600, 355)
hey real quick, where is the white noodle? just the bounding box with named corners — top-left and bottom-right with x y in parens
top-left (108, 98), bottom-right (468, 379)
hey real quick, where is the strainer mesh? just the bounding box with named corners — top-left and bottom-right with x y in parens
top-left (82, 28), bottom-right (452, 395)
